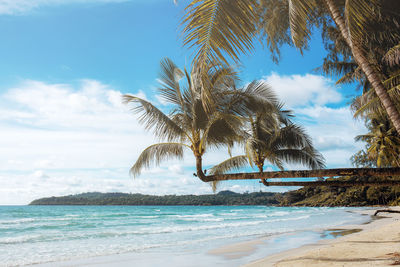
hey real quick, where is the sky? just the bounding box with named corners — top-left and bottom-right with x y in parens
top-left (0, 0), bottom-right (367, 204)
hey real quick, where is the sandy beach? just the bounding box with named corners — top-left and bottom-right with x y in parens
top-left (244, 207), bottom-right (400, 267)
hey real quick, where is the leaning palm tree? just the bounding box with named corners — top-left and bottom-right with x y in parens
top-left (123, 58), bottom-right (278, 184)
top-left (210, 97), bottom-right (325, 177)
top-left (182, 0), bottom-right (400, 134)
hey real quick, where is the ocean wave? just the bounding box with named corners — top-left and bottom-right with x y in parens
top-left (271, 211), bottom-right (290, 216)
top-left (135, 215), bottom-right (160, 219)
top-left (220, 212), bottom-right (238, 216)
top-left (267, 215), bottom-right (311, 223)
top-left (0, 215), bottom-right (312, 245)
top-left (170, 213), bottom-right (214, 218)
top-left (0, 234), bottom-right (42, 244)
top-left (0, 218), bottom-right (36, 224)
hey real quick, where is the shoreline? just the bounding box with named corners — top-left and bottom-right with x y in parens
top-left (243, 207), bottom-right (400, 266)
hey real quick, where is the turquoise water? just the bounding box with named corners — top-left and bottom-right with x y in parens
top-left (0, 206), bottom-right (369, 266)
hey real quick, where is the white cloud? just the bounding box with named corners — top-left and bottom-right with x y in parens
top-left (263, 72), bottom-right (342, 108)
top-left (0, 79), bottom-right (154, 171)
top-left (0, 79), bottom-right (223, 204)
top-left (294, 106), bottom-right (366, 167)
top-left (168, 164), bottom-right (184, 174)
top-left (261, 72), bottom-right (366, 168)
top-left (0, 0), bottom-right (129, 15)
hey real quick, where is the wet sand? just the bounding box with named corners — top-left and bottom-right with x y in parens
top-left (243, 207), bottom-right (400, 267)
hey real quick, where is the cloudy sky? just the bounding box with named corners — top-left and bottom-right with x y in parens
top-left (0, 0), bottom-right (366, 204)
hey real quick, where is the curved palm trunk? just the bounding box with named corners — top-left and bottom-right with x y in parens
top-left (324, 0), bottom-right (400, 134)
top-left (195, 155), bottom-right (208, 182)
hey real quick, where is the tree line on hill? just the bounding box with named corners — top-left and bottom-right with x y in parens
top-left (30, 176), bottom-right (400, 206)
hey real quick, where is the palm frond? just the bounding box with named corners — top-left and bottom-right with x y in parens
top-left (182, 0), bottom-right (258, 67)
top-left (383, 70), bottom-right (400, 91)
top-left (245, 138), bottom-right (255, 168)
top-left (345, 0), bottom-right (380, 46)
top-left (158, 58), bottom-right (185, 107)
top-left (273, 148), bottom-right (326, 169)
top-left (257, 0), bottom-right (291, 62)
top-left (208, 65), bottom-right (238, 90)
top-left (288, 0), bottom-right (317, 51)
top-left (130, 143), bottom-right (189, 177)
top-left (243, 80), bottom-right (279, 106)
top-left (204, 112), bottom-right (244, 148)
top-left (353, 82), bottom-right (400, 118)
top-left (320, 60), bottom-right (360, 84)
top-left (383, 42), bottom-right (400, 67)
top-left (275, 124), bottom-right (313, 149)
top-left (209, 181), bottom-right (220, 193)
top-left (335, 66), bottom-right (363, 85)
top-left (123, 95), bottom-right (187, 141)
top-left (355, 133), bottom-right (373, 143)
top-left (264, 155), bottom-right (284, 171)
top-left (192, 98), bottom-right (208, 131)
top-left (209, 155), bottom-right (249, 175)
top-left (227, 81), bottom-right (279, 116)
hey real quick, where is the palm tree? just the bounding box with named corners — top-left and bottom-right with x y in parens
top-left (209, 96), bottom-right (325, 177)
top-left (123, 58), bottom-right (278, 183)
top-left (355, 112), bottom-right (400, 167)
top-left (182, 0), bottom-right (400, 135)
top-left (319, 22), bottom-right (400, 121)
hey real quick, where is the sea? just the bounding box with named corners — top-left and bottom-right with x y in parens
top-left (0, 205), bottom-right (371, 266)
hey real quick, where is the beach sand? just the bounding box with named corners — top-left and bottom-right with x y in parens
top-left (243, 207), bottom-right (400, 267)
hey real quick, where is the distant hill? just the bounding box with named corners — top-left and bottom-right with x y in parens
top-left (29, 191), bottom-right (280, 206)
top-left (30, 176), bottom-right (400, 206)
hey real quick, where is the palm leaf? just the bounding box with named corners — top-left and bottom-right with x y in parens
top-left (123, 95), bottom-right (187, 141)
top-left (202, 112), bottom-right (243, 149)
top-left (257, 0), bottom-right (291, 62)
top-left (275, 124), bottom-right (313, 149)
top-left (130, 143), bottom-right (190, 177)
top-left (353, 85), bottom-right (400, 118)
top-left (245, 138), bottom-right (256, 168)
top-left (182, 0), bottom-right (258, 67)
top-left (158, 58), bottom-right (185, 107)
top-left (192, 98), bottom-right (208, 131)
top-left (383, 42), bottom-right (400, 67)
top-left (209, 155), bottom-right (249, 175)
top-left (274, 148), bottom-right (326, 169)
top-left (226, 81), bottom-right (279, 116)
top-left (288, 0), bottom-right (317, 51)
top-left (345, 0), bottom-right (380, 46)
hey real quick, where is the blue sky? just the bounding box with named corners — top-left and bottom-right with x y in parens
top-left (0, 0), bottom-right (366, 204)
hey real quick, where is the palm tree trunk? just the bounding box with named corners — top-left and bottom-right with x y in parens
top-left (257, 163), bottom-right (263, 173)
top-left (195, 155), bottom-right (207, 182)
top-left (261, 180), bottom-right (400, 187)
top-left (324, 0), bottom-right (400, 135)
top-left (202, 167), bottom-right (400, 182)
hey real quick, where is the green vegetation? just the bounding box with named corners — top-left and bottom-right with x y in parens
top-left (353, 113), bottom-right (400, 167)
top-left (30, 179), bottom-right (400, 206)
top-left (281, 176), bottom-right (400, 206)
top-left (29, 191), bottom-right (280, 206)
